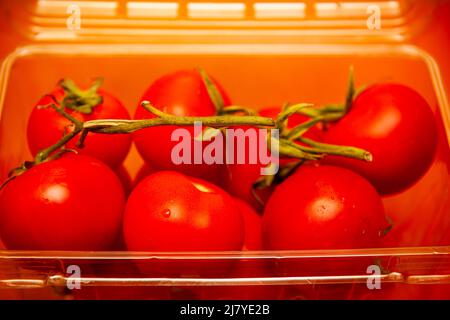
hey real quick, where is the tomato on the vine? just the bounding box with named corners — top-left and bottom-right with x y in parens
top-left (224, 106), bottom-right (323, 210)
top-left (124, 171), bottom-right (244, 252)
top-left (236, 198), bottom-right (262, 251)
top-left (133, 69), bottom-right (231, 183)
top-left (123, 171), bottom-right (244, 276)
top-left (263, 164), bottom-right (388, 250)
top-left (27, 80), bottom-right (132, 168)
top-left (323, 83), bottom-right (437, 195)
top-left (0, 154), bottom-right (125, 250)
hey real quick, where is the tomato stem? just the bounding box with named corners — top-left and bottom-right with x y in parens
top-left (345, 66), bottom-right (355, 113)
top-left (198, 68), bottom-right (225, 114)
top-left (221, 105), bottom-right (258, 116)
top-left (59, 78), bottom-right (103, 114)
top-left (84, 101), bottom-right (275, 134)
top-left (297, 137), bottom-right (373, 162)
top-left (9, 99), bottom-right (372, 182)
top-left (34, 104), bottom-right (83, 164)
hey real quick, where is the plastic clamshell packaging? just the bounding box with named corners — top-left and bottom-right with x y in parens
top-left (0, 1), bottom-right (449, 299)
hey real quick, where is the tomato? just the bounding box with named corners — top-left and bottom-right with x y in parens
top-left (133, 69), bottom-right (231, 183)
top-left (124, 171), bottom-right (244, 251)
top-left (123, 171), bottom-right (244, 276)
top-left (0, 154), bottom-right (125, 250)
top-left (263, 164), bottom-right (388, 250)
top-left (236, 198), bottom-right (262, 251)
top-left (323, 83), bottom-right (437, 195)
top-left (224, 106), bottom-right (322, 210)
top-left (27, 83), bottom-right (132, 168)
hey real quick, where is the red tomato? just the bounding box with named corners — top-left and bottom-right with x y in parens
top-left (236, 198), bottom-right (262, 251)
top-left (133, 69), bottom-right (231, 183)
top-left (0, 154), bottom-right (125, 250)
top-left (263, 164), bottom-right (388, 250)
top-left (124, 171), bottom-right (244, 251)
top-left (323, 83), bottom-right (437, 195)
top-left (224, 106), bottom-right (322, 210)
top-left (27, 84), bottom-right (132, 168)
top-left (123, 171), bottom-right (244, 276)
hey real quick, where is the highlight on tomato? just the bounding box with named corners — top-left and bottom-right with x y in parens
top-left (123, 171), bottom-right (245, 276)
top-left (124, 171), bottom-right (244, 252)
top-left (323, 83), bottom-right (438, 195)
top-left (27, 79), bottom-right (132, 168)
top-left (262, 164), bottom-right (389, 251)
top-left (133, 69), bottom-right (231, 184)
top-left (0, 154), bottom-right (125, 251)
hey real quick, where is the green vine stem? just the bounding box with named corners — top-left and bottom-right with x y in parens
top-left (220, 105), bottom-right (258, 116)
top-left (82, 101), bottom-right (275, 133)
top-left (198, 68), bottom-right (225, 113)
top-left (84, 101), bottom-right (370, 163)
top-left (11, 99), bottom-right (371, 174)
top-left (34, 103), bottom-right (84, 164)
top-left (3, 77), bottom-right (373, 190)
top-left (297, 137), bottom-right (373, 162)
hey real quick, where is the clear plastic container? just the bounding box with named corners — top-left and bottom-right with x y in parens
top-left (0, 0), bottom-right (449, 299)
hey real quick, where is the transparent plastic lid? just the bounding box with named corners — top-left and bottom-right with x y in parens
top-left (10, 0), bottom-right (436, 43)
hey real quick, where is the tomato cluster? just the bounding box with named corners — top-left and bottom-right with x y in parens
top-left (0, 68), bottom-right (443, 298)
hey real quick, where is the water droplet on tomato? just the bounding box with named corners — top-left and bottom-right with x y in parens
top-left (161, 209), bottom-right (171, 218)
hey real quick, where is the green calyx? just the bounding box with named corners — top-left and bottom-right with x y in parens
top-left (59, 78), bottom-right (104, 114)
top-left (198, 68), bottom-right (225, 114)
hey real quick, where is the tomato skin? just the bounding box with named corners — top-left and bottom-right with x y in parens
top-left (124, 171), bottom-right (243, 252)
top-left (27, 88), bottom-right (132, 168)
top-left (224, 106), bottom-right (322, 210)
top-left (133, 70), bottom-right (231, 183)
top-left (0, 154), bottom-right (125, 251)
top-left (236, 198), bottom-right (262, 251)
top-left (323, 83), bottom-right (437, 195)
top-left (124, 171), bottom-right (244, 277)
top-left (262, 164), bottom-right (388, 250)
